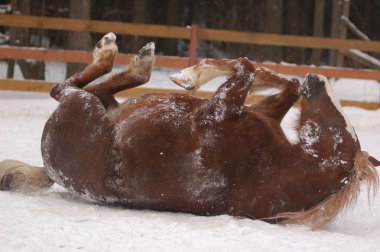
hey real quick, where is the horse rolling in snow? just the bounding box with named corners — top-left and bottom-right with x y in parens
top-left (0, 32), bottom-right (379, 229)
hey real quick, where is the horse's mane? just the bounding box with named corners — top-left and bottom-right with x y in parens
top-left (265, 151), bottom-right (379, 229)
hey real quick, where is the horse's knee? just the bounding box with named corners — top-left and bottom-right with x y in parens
top-left (0, 160), bottom-right (53, 193)
top-left (236, 57), bottom-right (255, 73)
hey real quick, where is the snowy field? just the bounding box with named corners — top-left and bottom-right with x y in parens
top-left (0, 64), bottom-right (380, 251)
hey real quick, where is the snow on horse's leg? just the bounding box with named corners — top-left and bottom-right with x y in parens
top-left (83, 42), bottom-right (156, 110)
top-left (0, 160), bottom-right (53, 193)
top-left (50, 32), bottom-right (118, 102)
top-left (128, 42), bottom-right (155, 78)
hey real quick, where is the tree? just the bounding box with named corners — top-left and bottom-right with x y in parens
top-left (162, 0), bottom-right (183, 56)
top-left (66, 0), bottom-right (91, 78)
top-left (328, 0), bottom-right (341, 66)
top-left (131, 0), bottom-right (148, 52)
top-left (311, 0), bottom-right (325, 65)
top-left (7, 0), bottom-right (45, 80)
top-left (264, 0), bottom-right (283, 62)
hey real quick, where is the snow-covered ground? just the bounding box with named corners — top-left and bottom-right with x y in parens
top-left (0, 62), bottom-right (380, 251)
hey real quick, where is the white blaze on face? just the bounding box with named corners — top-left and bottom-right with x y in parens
top-left (317, 75), bottom-right (357, 141)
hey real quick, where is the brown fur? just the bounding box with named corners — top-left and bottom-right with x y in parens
top-left (264, 151), bottom-right (379, 229)
top-left (1, 34), bottom-right (378, 229)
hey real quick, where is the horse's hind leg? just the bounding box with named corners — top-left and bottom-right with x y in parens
top-left (0, 160), bottom-right (53, 193)
top-left (50, 32), bottom-right (118, 102)
top-left (84, 42), bottom-right (156, 110)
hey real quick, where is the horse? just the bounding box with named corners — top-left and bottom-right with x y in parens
top-left (1, 32), bottom-right (378, 229)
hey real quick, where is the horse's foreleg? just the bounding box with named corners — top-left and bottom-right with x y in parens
top-left (194, 58), bottom-right (255, 124)
top-left (249, 67), bottom-right (300, 122)
top-left (0, 160), bottom-right (53, 193)
top-left (50, 32), bottom-right (118, 102)
top-left (84, 42), bottom-right (155, 110)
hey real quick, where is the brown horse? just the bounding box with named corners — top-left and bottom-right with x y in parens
top-left (0, 33), bottom-right (378, 229)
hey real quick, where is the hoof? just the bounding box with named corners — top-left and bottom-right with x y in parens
top-left (137, 42), bottom-right (155, 59)
top-left (0, 160), bottom-right (53, 193)
top-left (93, 32), bottom-right (118, 65)
top-left (170, 69), bottom-right (197, 91)
top-left (130, 42), bottom-right (156, 70)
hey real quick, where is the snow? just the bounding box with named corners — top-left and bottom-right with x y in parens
top-left (299, 119), bottom-right (321, 156)
top-left (0, 61), bottom-right (380, 251)
top-left (349, 49), bottom-right (380, 68)
top-left (0, 89), bottom-right (379, 251)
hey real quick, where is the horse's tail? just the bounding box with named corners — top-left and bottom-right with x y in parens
top-left (267, 151), bottom-right (379, 229)
top-left (0, 159), bottom-right (54, 193)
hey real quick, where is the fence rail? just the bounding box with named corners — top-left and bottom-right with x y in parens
top-left (1, 79), bottom-right (378, 110)
top-left (1, 46), bottom-right (380, 80)
top-left (2, 14), bottom-right (380, 52)
top-left (0, 14), bottom-right (379, 109)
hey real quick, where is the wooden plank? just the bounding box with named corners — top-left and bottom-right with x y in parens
top-left (0, 46), bottom-right (189, 68)
top-left (198, 29), bottom-right (380, 52)
top-left (1, 46), bottom-right (380, 80)
top-left (254, 63), bottom-right (380, 80)
top-left (0, 14), bottom-right (190, 39)
top-left (0, 79), bottom-right (54, 92)
top-left (1, 15), bottom-right (380, 52)
top-left (0, 79), bottom-right (378, 110)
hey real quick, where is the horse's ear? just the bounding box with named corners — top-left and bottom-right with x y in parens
top-left (369, 156), bottom-right (380, 167)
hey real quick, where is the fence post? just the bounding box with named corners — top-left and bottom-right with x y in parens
top-left (189, 24), bottom-right (198, 66)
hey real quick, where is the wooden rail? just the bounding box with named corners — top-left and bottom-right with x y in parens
top-left (0, 79), bottom-right (378, 110)
top-left (2, 14), bottom-right (380, 52)
top-left (0, 14), bottom-right (379, 109)
top-left (1, 46), bottom-right (380, 80)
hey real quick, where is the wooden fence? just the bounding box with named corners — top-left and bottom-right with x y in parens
top-left (0, 14), bottom-right (379, 109)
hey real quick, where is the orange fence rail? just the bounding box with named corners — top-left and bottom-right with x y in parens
top-left (0, 14), bottom-right (379, 109)
top-left (1, 46), bottom-right (380, 80)
top-left (2, 14), bottom-right (380, 52)
top-left (1, 79), bottom-right (378, 110)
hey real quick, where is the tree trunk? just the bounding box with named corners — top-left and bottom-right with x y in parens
top-left (264, 0), bottom-right (283, 63)
top-left (162, 0), bottom-right (182, 56)
top-left (8, 0), bottom-right (45, 80)
top-left (131, 0), bottom-right (148, 53)
top-left (328, 0), bottom-right (341, 66)
top-left (311, 0), bottom-right (325, 65)
top-left (66, 0), bottom-right (91, 78)
top-left (336, 0), bottom-right (350, 67)
top-left (284, 0), bottom-right (301, 64)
